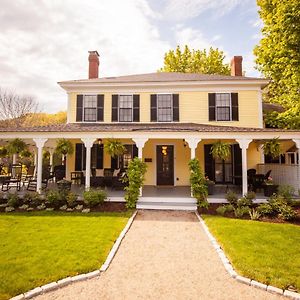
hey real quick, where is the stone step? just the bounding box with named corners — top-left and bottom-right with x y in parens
top-left (138, 197), bottom-right (196, 204)
top-left (137, 201), bottom-right (197, 211)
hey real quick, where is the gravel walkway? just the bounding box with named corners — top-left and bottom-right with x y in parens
top-left (35, 210), bottom-right (284, 300)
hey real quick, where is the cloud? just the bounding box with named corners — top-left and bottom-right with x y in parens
top-left (0, 0), bottom-right (170, 112)
top-left (163, 0), bottom-right (250, 21)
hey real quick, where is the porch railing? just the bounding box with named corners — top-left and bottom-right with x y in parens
top-left (257, 163), bottom-right (300, 191)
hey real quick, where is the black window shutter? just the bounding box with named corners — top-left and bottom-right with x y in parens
top-left (133, 95), bottom-right (140, 122)
top-left (208, 93), bottom-right (216, 121)
top-left (233, 144), bottom-right (242, 185)
top-left (75, 143), bottom-right (83, 171)
top-left (96, 144), bottom-right (103, 169)
top-left (150, 94), bottom-right (157, 122)
top-left (111, 156), bottom-right (118, 169)
top-left (97, 95), bottom-right (104, 122)
top-left (204, 144), bottom-right (215, 181)
top-left (112, 95), bottom-right (118, 122)
top-left (133, 144), bottom-right (138, 158)
top-left (231, 93), bottom-right (239, 121)
top-left (172, 94), bottom-right (179, 122)
top-left (82, 146), bottom-right (86, 170)
top-left (76, 95), bottom-right (83, 122)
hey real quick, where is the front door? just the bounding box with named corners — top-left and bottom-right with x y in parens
top-left (156, 145), bottom-right (174, 185)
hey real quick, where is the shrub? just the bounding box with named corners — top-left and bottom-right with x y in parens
top-left (23, 192), bottom-right (42, 208)
top-left (249, 209), bottom-right (261, 220)
top-left (83, 189), bottom-right (106, 208)
top-left (66, 192), bottom-right (78, 208)
top-left (277, 185), bottom-right (295, 203)
top-left (124, 157), bottom-right (147, 209)
top-left (189, 158), bottom-right (208, 209)
top-left (216, 205), bottom-right (227, 216)
top-left (257, 203), bottom-right (274, 216)
top-left (7, 193), bottom-right (21, 208)
top-left (46, 190), bottom-right (65, 209)
top-left (224, 204), bottom-right (234, 212)
top-left (225, 190), bottom-right (238, 206)
top-left (245, 191), bottom-right (256, 201)
top-left (234, 206), bottom-right (250, 218)
top-left (278, 205), bottom-right (296, 221)
top-left (237, 196), bottom-right (253, 208)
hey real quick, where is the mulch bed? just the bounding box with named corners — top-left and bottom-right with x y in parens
top-left (198, 204), bottom-right (300, 226)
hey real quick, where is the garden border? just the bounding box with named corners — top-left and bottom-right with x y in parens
top-left (10, 210), bottom-right (138, 300)
top-left (195, 211), bottom-right (300, 300)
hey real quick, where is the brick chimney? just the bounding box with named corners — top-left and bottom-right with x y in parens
top-left (230, 56), bottom-right (243, 76)
top-left (88, 51), bottom-right (99, 79)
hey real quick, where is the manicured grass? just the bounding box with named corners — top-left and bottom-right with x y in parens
top-left (202, 215), bottom-right (300, 291)
top-left (0, 211), bottom-right (132, 300)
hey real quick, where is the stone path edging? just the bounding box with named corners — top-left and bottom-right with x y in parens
top-left (10, 210), bottom-right (138, 300)
top-left (195, 212), bottom-right (300, 300)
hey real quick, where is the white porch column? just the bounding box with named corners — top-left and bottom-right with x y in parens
top-left (185, 138), bottom-right (201, 159)
top-left (12, 153), bottom-right (17, 164)
top-left (49, 149), bottom-right (54, 172)
top-left (292, 139), bottom-right (300, 191)
top-left (33, 150), bottom-right (38, 177)
top-left (33, 138), bottom-right (48, 193)
top-left (236, 139), bottom-right (252, 195)
top-left (132, 137), bottom-right (148, 159)
top-left (132, 137), bottom-right (148, 196)
top-left (81, 138), bottom-right (95, 190)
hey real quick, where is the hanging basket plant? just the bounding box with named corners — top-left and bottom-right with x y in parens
top-left (6, 138), bottom-right (28, 155)
top-left (210, 140), bottom-right (231, 160)
top-left (0, 146), bottom-right (8, 158)
top-left (55, 139), bottom-right (74, 156)
top-left (263, 137), bottom-right (281, 159)
top-left (104, 139), bottom-right (126, 158)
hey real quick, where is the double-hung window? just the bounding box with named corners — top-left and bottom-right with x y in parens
top-left (157, 94), bottom-right (172, 122)
top-left (215, 93), bottom-right (231, 121)
top-left (84, 95), bottom-right (97, 122)
top-left (119, 95), bottom-right (133, 122)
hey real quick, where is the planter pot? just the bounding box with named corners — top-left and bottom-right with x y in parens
top-left (57, 181), bottom-right (72, 192)
top-left (263, 184), bottom-right (278, 197)
top-left (207, 183), bottom-right (215, 195)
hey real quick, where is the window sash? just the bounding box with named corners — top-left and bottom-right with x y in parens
top-left (215, 93), bottom-right (231, 121)
top-left (83, 95), bottom-right (97, 122)
top-left (157, 94), bottom-right (172, 122)
top-left (119, 95), bottom-right (133, 122)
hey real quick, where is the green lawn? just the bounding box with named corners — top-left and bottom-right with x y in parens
top-left (0, 211), bottom-right (132, 300)
top-left (202, 215), bottom-right (300, 291)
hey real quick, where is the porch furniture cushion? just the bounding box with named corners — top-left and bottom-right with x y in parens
top-left (71, 171), bottom-right (83, 185)
top-left (113, 169), bottom-right (120, 177)
top-left (96, 169), bottom-right (104, 177)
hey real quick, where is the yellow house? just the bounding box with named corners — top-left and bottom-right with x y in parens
top-left (1, 51), bottom-right (300, 209)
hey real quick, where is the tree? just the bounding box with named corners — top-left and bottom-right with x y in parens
top-left (254, 0), bottom-right (300, 129)
top-left (159, 45), bottom-right (230, 75)
top-left (0, 88), bottom-right (39, 127)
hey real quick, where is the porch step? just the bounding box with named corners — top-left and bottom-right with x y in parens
top-left (137, 198), bottom-right (197, 211)
top-left (138, 197), bottom-right (195, 203)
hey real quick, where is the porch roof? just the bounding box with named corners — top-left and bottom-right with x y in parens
top-left (0, 122), bottom-right (299, 133)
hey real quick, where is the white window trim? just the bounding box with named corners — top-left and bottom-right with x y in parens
top-left (215, 93), bottom-right (232, 122)
top-left (157, 93), bottom-right (173, 122)
top-left (118, 94), bottom-right (134, 122)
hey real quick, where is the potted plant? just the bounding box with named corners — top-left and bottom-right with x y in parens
top-left (6, 138), bottom-right (28, 164)
top-left (205, 176), bottom-right (215, 195)
top-left (263, 176), bottom-right (278, 197)
top-left (210, 140), bottom-right (231, 160)
top-left (55, 138), bottom-right (74, 165)
top-left (57, 179), bottom-right (72, 192)
top-left (262, 137), bottom-right (281, 159)
top-left (104, 139), bottom-right (126, 158)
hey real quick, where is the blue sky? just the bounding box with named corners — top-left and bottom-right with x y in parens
top-left (0, 0), bottom-right (262, 113)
